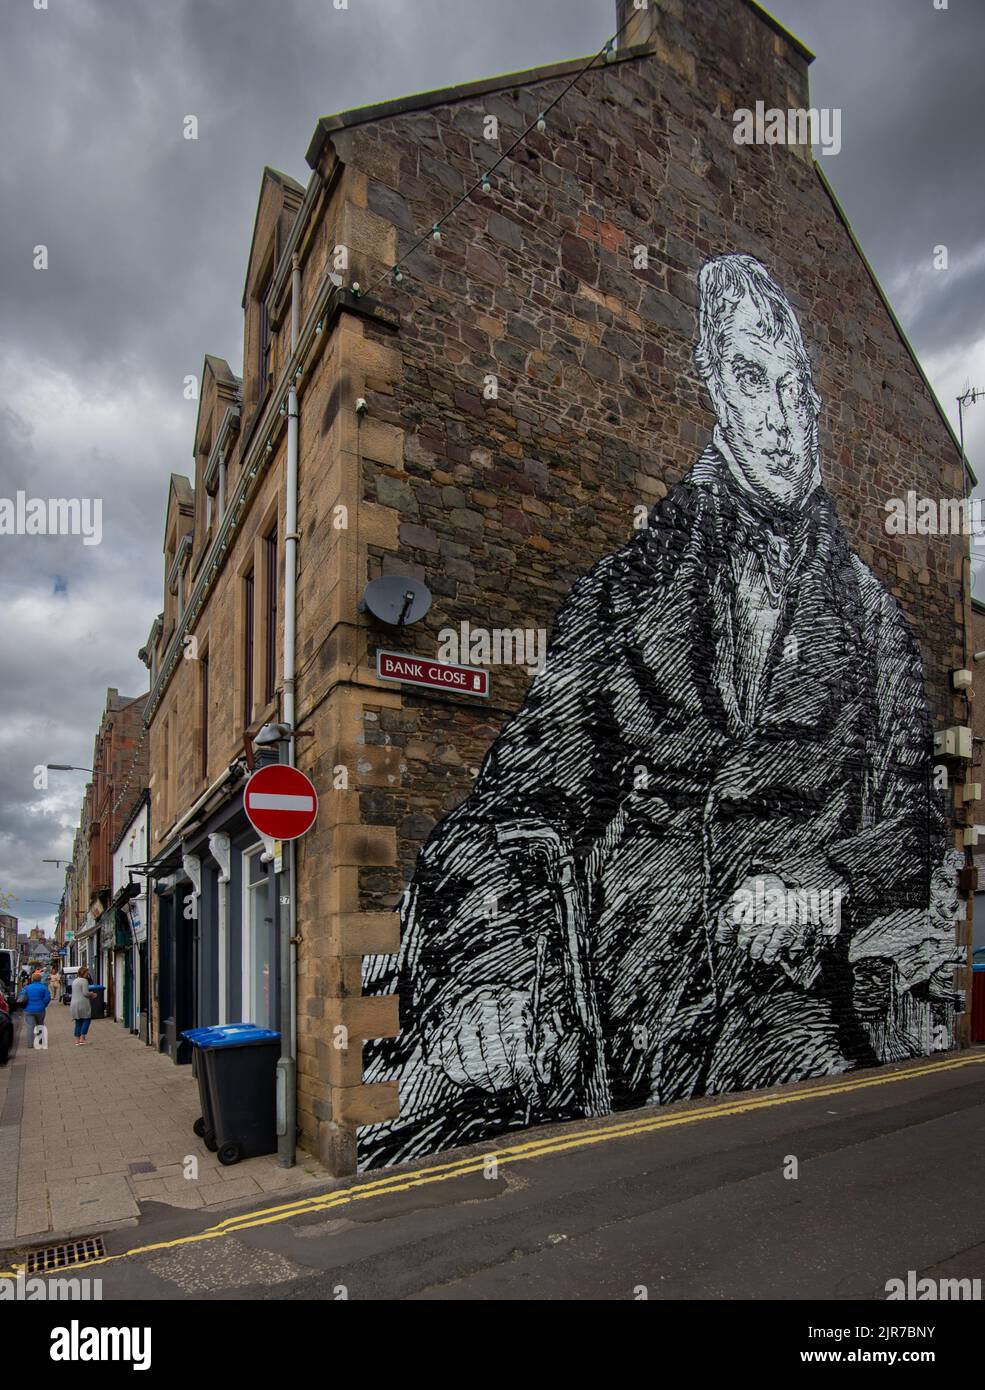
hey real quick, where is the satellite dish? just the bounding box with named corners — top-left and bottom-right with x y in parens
top-left (360, 575), bottom-right (432, 626)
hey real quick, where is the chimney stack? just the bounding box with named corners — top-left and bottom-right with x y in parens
top-left (615, 0), bottom-right (658, 49)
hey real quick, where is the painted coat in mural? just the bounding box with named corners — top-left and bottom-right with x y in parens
top-left (361, 254), bottom-right (962, 1170)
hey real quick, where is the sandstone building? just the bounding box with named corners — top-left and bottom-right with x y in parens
top-left (138, 0), bottom-right (974, 1174)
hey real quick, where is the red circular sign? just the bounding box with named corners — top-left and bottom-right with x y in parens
top-left (244, 764), bottom-right (318, 841)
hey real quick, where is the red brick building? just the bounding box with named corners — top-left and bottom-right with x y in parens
top-left (64, 688), bottom-right (148, 1012)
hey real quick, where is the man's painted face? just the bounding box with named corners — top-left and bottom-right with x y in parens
top-left (710, 293), bottom-right (818, 506)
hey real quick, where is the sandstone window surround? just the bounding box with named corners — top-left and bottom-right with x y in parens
top-left (200, 645), bottom-right (210, 782)
top-left (143, 280), bottom-right (396, 728)
top-left (203, 406), bottom-right (241, 529)
top-left (257, 267), bottom-right (274, 399)
top-left (263, 524), bottom-right (278, 706)
top-left (166, 533), bottom-right (193, 621)
top-left (138, 614), bottom-right (162, 689)
top-left (243, 565), bottom-right (255, 725)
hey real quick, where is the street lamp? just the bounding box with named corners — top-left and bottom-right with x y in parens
top-left (254, 722), bottom-right (292, 747)
top-left (41, 859), bottom-right (69, 868)
top-left (46, 765), bottom-right (93, 773)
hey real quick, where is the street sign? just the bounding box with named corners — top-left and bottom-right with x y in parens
top-left (244, 765), bottom-right (318, 841)
top-left (376, 649), bottom-right (490, 698)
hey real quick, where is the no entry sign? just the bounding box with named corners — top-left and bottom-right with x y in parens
top-left (377, 648), bottom-right (489, 698)
top-left (244, 764), bottom-right (318, 840)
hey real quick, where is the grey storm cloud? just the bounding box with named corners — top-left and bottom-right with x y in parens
top-left (1, 0), bottom-right (983, 917)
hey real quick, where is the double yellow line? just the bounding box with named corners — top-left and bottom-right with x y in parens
top-left (3, 1050), bottom-right (983, 1279)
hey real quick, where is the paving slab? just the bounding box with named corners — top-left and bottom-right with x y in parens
top-left (0, 1003), bottom-right (330, 1243)
top-left (48, 1173), bottom-right (139, 1229)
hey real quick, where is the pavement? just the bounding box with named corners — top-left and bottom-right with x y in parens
top-left (3, 1044), bottom-right (983, 1301)
top-left (0, 998), bottom-right (329, 1246)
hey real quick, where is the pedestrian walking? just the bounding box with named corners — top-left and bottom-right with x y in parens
top-left (71, 967), bottom-right (92, 1045)
top-left (20, 971), bottom-right (51, 1049)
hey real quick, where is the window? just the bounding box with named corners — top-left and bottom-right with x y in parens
top-left (161, 716), bottom-right (170, 825)
top-left (168, 707), bottom-right (177, 825)
top-left (264, 526), bottom-right (277, 705)
top-left (200, 651), bottom-right (209, 780)
top-left (258, 271), bottom-right (273, 396)
top-left (242, 846), bottom-right (275, 1029)
top-left (244, 568), bottom-right (255, 724)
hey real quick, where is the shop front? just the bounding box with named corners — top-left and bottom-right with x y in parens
top-left (149, 755), bottom-right (283, 1064)
top-left (110, 794), bottom-right (152, 1041)
top-left (152, 856), bottom-right (195, 1064)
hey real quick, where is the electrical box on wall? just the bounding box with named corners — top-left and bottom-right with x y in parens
top-left (933, 726), bottom-right (973, 760)
top-left (951, 668), bottom-right (973, 691)
top-left (962, 826), bottom-right (979, 847)
top-left (960, 781), bottom-right (982, 804)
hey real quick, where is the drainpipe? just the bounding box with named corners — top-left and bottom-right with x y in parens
top-left (277, 253), bottom-right (302, 1167)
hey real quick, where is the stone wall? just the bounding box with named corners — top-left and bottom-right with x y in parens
top-left (302, 0), bottom-right (970, 1169)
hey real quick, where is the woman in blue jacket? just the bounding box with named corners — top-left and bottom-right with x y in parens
top-left (21, 972), bottom-right (51, 1046)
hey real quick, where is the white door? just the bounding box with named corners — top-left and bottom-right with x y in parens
top-left (241, 845), bottom-right (275, 1028)
top-left (115, 954), bottom-right (125, 1023)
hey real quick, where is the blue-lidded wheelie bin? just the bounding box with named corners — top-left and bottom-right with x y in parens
top-left (182, 1023), bottom-right (234, 1153)
top-left (88, 984), bottom-right (106, 1019)
top-left (182, 1024), bottom-right (280, 1165)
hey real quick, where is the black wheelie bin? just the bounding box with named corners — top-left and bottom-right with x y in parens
top-left (182, 1024), bottom-right (280, 1165)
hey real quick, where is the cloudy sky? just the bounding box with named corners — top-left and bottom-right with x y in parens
top-left (1, 0), bottom-right (983, 929)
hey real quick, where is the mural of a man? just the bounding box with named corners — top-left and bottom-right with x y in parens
top-left (361, 254), bottom-right (961, 1169)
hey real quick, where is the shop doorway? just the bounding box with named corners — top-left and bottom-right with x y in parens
top-left (159, 886), bottom-right (195, 1063)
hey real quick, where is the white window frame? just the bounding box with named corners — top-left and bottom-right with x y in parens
top-left (240, 842), bottom-right (272, 1026)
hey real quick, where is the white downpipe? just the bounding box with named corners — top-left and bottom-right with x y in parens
top-left (217, 883), bottom-right (227, 1025)
top-left (285, 255), bottom-right (300, 730)
top-left (277, 253), bottom-right (302, 1167)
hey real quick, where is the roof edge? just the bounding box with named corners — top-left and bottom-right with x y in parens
top-left (109, 788), bottom-right (151, 857)
top-left (814, 160), bottom-right (977, 490)
top-left (741, 0), bottom-right (815, 63)
top-left (305, 44), bottom-right (653, 169)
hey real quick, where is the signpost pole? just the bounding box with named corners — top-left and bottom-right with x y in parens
top-left (277, 740), bottom-right (296, 1169)
top-left (243, 760), bottom-right (316, 1170)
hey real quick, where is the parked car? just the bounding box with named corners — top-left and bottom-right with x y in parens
top-left (0, 990), bottom-right (13, 1066)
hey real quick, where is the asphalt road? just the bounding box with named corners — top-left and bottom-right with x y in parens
top-left (7, 1050), bottom-right (985, 1302)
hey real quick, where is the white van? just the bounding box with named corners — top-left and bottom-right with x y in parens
top-left (0, 949), bottom-right (17, 999)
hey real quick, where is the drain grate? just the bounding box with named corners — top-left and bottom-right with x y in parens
top-left (25, 1236), bottom-right (105, 1274)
